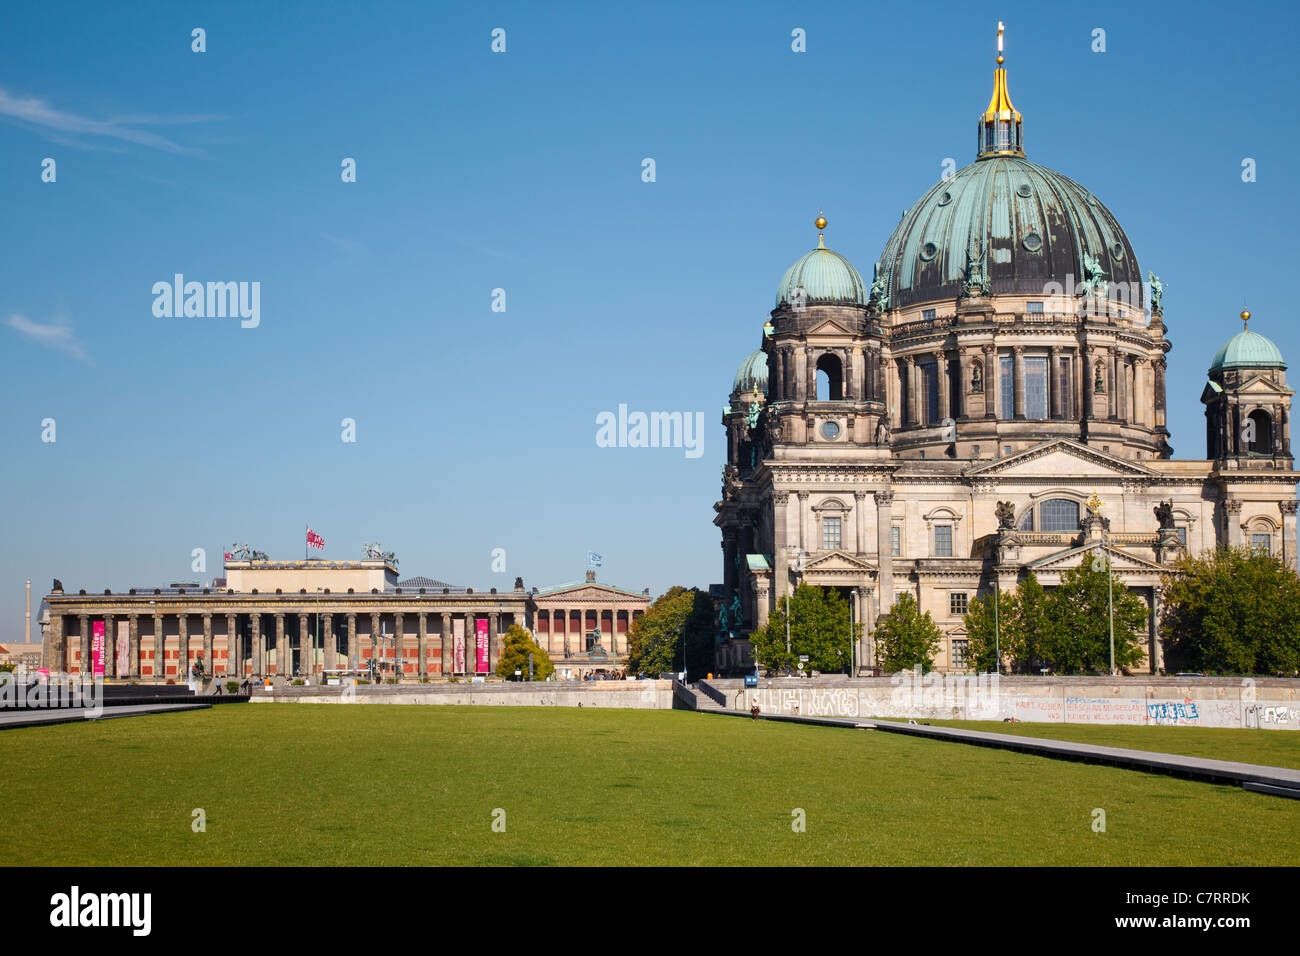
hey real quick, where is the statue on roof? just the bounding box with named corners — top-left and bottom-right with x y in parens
top-left (1147, 271), bottom-right (1165, 314)
top-left (228, 543), bottom-right (251, 560)
top-left (869, 261), bottom-right (890, 311)
top-left (960, 239), bottom-right (991, 298)
top-left (250, 550), bottom-right (268, 561)
top-left (1154, 500), bottom-right (1175, 530)
top-left (1080, 252), bottom-right (1109, 299)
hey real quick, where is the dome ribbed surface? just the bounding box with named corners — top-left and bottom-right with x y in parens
top-left (775, 246), bottom-right (869, 308)
top-left (1209, 330), bottom-right (1286, 372)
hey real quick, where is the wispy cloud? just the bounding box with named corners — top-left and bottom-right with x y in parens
top-left (7, 313), bottom-right (91, 364)
top-left (0, 88), bottom-right (225, 154)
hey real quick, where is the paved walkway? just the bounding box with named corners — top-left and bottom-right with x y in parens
top-left (0, 703), bottom-right (211, 731)
top-left (694, 705), bottom-right (1300, 797)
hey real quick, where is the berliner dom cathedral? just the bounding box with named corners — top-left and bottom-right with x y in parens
top-left (714, 26), bottom-right (1297, 675)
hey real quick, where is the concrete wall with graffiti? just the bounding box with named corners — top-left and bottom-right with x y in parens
top-left (706, 675), bottom-right (1300, 730)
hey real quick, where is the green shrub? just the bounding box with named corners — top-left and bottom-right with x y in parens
top-left (292, 679), bottom-right (305, 686)
top-left (226, 681), bottom-right (240, 694)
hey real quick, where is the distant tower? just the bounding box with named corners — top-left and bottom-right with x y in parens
top-left (1202, 310), bottom-right (1293, 465)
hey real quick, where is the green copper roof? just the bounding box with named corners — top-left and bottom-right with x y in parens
top-left (732, 349), bottom-right (769, 395)
top-left (1209, 329), bottom-right (1286, 372)
top-left (775, 245), bottom-right (869, 308)
top-left (878, 156), bottom-right (1141, 308)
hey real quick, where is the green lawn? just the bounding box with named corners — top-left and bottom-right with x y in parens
top-left (3, 704), bottom-right (1297, 866)
top-left (917, 719), bottom-right (1300, 770)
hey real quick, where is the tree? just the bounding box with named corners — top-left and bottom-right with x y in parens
top-left (1161, 547), bottom-right (1300, 675)
top-left (624, 587), bottom-right (713, 680)
top-left (748, 584), bottom-right (858, 674)
top-left (873, 593), bottom-right (943, 673)
top-left (495, 625), bottom-right (554, 681)
top-left (962, 586), bottom-right (1020, 673)
top-left (1041, 552), bottom-right (1148, 674)
top-left (1016, 573), bottom-right (1056, 674)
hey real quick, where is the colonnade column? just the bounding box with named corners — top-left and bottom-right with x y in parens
top-left (875, 492), bottom-right (894, 615)
top-left (906, 356), bottom-right (919, 426)
top-left (956, 350), bottom-right (968, 419)
top-left (1110, 348), bottom-right (1121, 420)
top-left (347, 613), bottom-right (358, 673)
top-left (202, 613), bottom-right (213, 679)
top-left (440, 612), bottom-right (452, 675)
top-left (490, 613), bottom-right (500, 671)
top-left (251, 614), bottom-right (262, 677)
top-left (393, 612), bottom-right (404, 680)
top-left (225, 613), bottom-right (237, 676)
top-left (417, 612), bottom-right (427, 679)
top-left (102, 613), bottom-right (114, 677)
top-left (369, 612), bottom-right (380, 674)
top-left (937, 350), bottom-right (950, 424)
top-left (1050, 346), bottom-right (1062, 419)
top-left (295, 612), bottom-right (308, 677)
top-left (984, 345), bottom-right (997, 419)
top-left (322, 614), bottom-right (334, 673)
top-left (271, 614), bottom-right (283, 675)
top-left (129, 614), bottom-right (140, 678)
top-left (79, 614), bottom-right (90, 676)
top-left (854, 491), bottom-right (868, 557)
top-left (153, 613), bottom-right (164, 680)
top-left (1013, 346), bottom-right (1026, 419)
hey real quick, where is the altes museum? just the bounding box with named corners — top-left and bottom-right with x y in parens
top-left (713, 30), bottom-right (1299, 675)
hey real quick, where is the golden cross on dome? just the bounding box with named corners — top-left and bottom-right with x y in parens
top-left (815, 209), bottom-right (827, 248)
top-left (996, 20), bottom-right (1005, 65)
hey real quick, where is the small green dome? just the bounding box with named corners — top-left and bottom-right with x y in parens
top-left (1209, 329), bottom-right (1286, 373)
top-left (775, 245), bottom-right (869, 308)
top-left (732, 349), bottom-right (769, 395)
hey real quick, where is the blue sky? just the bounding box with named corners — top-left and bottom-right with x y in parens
top-left (2, 0), bottom-right (1297, 635)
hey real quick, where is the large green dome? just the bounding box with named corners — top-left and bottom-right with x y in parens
top-left (1209, 329), bottom-right (1286, 373)
top-left (775, 244), bottom-right (869, 309)
top-left (877, 156), bottom-right (1142, 309)
top-left (732, 349), bottom-right (769, 395)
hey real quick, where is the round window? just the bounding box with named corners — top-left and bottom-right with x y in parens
top-left (1016, 183), bottom-right (1032, 198)
top-left (920, 242), bottom-right (939, 261)
top-left (821, 421), bottom-right (841, 440)
top-left (937, 191), bottom-right (952, 206)
top-left (1022, 232), bottom-right (1042, 252)
top-left (1110, 241), bottom-right (1124, 259)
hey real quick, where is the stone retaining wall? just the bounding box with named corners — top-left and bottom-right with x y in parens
top-left (251, 680), bottom-right (673, 710)
top-left (702, 675), bottom-right (1300, 730)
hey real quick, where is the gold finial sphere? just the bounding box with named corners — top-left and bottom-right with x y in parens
top-left (996, 54), bottom-right (1004, 64)
top-left (815, 215), bottom-right (827, 230)
top-left (1241, 309), bottom-right (1251, 322)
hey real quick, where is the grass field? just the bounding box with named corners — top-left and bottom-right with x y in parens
top-left (3, 704), bottom-right (1297, 866)
top-left (920, 719), bottom-right (1300, 770)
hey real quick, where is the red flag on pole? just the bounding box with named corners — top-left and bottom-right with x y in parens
top-left (306, 528), bottom-right (326, 550)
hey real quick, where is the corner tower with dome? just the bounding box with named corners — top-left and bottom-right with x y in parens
top-left (713, 25), bottom-right (1299, 676)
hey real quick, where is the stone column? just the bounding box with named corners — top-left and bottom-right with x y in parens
top-left (875, 491), bottom-right (895, 615)
top-left (807, 348), bottom-right (817, 399)
top-left (795, 348), bottom-right (807, 401)
top-left (296, 612), bottom-right (308, 677)
top-left (854, 491), bottom-right (868, 557)
top-left (102, 613), bottom-right (114, 677)
top-left (347, 613), bottom-right (358, 673)
top-left (956, 350), bottom-right (968, 419)
top-left (984, 345), bottom-right (997, 419)
top-left (1050, 346), bottom-right (1062, 419)
top-left (393, 612), bottom-right (404, 680)
top-left (128, 614), bottom-right (140, 678)
top-left (153, 614), bottom-right (165, 680)
top-left (1224, 499), bottom-right (1243, 548)
top-left (1013, 346), bottom-right (1026, 419)
top-left (178, 613), bottom-right (190, 679)
top-left (225, 614), bottom-right (237, 676)
top-left (796, 491), bottom-right (809, 551)
top-left (48, 613), bottom-right (64, 674)
top-left (490, 612), bottom-right (500, 670)
top-left (440, 612), bottom-right (452, 675)
top-left (417, 612), bottom-right (427, 679)
top-left (202, 614), bottom-right (213, 681)
top-left (773, 492), bottom-right (789, 624)
top-left (250, 614), bottom-right (262, 676)
top-left (1282, 501), bottom-right (1299, 569)
top-left (1082, 344), bottom-right (1094, 420)
top-left (1134, 357), bottom-right (1148, 427)
top-left (323, 614), bottom-right (335, 673)
top-left (774, 348), bottom-right (785, 400)
top-left (906, 356), bottom-right (919, 426)
top-left (369, 612), bottom-right (380, 675)
top-left (78, 614), bottom-right (90, 676)
top-left (937, 351), bottom-right (950, 424)
top-left (1110, 348), bottom-right (1121, 420)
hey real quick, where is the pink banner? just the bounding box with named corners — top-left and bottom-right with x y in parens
top-left (475, 619), bottom-right (489, 674)
top-left (91, 621), bottom-right (106, 676)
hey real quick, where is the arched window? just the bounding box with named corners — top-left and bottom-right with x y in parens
top-left (1040, 498), bottom-right (1081, 532)
top-left (1018, 509), bottom-right (1034, 531)
top-left (1248, 409), bottom-right (1273, 455)
top-left (816, 354), bottom-right (844, 401)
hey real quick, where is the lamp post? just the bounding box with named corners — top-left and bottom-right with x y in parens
top-left (1093, 547), bottom-right (1115, 675)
